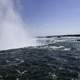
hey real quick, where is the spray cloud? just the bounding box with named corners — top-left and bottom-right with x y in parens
top-left (0, 0), bottom-right (34, 50)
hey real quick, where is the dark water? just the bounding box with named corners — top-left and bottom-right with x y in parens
top-left (0, 47), bottom-right (80, 80)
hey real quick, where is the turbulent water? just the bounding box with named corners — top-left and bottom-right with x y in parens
top-left (0, 47), bottom-right (80, 80)
top-left (0, 0), bottom-right (80, 80)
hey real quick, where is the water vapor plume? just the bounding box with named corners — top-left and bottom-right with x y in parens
top-left (0, 0), bottom-right (35, 50)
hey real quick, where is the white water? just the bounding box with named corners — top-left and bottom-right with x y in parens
top-left (0, 0), bottom-right (35, 50)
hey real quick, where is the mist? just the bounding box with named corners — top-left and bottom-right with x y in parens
top-left (0, 0), bottom-right (35, 50)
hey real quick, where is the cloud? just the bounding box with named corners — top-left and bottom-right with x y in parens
top-left (0, 0), bottom-right (35, 50)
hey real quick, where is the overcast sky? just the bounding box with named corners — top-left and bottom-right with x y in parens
top-left (15, 0), bottom-right (80, 36)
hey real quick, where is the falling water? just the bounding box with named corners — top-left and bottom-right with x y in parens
top-left (0, 0), bottom-right (35, 50)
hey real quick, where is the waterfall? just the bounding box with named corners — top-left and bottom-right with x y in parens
top-left (0, 0), bottom-right (35, 50)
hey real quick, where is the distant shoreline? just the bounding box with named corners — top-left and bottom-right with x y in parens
top-left (37, 34), bottom-right (80, 38)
